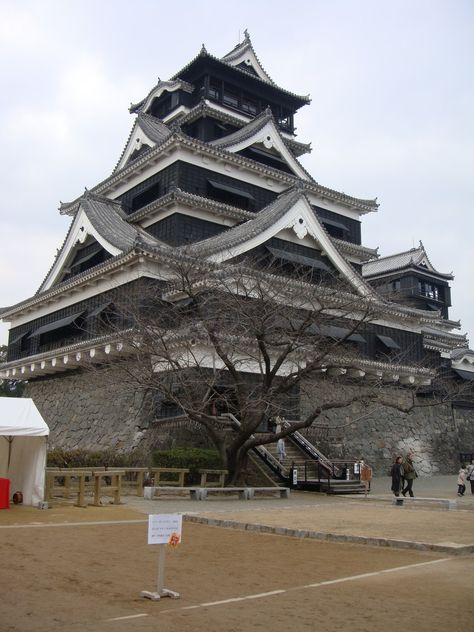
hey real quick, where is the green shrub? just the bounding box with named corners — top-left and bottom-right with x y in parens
top-left (47, 447), bottom-right (149, 468)
top-left (152, 448), bottom-right (223, 483)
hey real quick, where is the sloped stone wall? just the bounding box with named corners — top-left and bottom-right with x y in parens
top-left (24, 369), bottom-right (149, 452)
top-left (299, 379), bottom-right (474, 475)
top-left (24, 369), bottom-right (474, 475)
top-left (24, 368), bottom-right (210, 455)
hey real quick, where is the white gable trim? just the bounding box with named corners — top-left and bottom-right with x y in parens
top-left (40, 208), bottom-right (123, 292)
top-left (207, 196), bottom-right (373, 297)
top-left (115, 121), bottom-right (155, 172)
top-left (223, 46), bottom-right (273, 84)
top-left (138, 81), bottom-right (193, 115)
top-left (217, 118), bottom-right (310, 181)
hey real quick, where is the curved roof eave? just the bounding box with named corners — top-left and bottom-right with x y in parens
top-left (59, 132), bottom-right (379, 217)
top-left (129, 79), bottom-right (194, 114)
top-left (220, 30), bottom-right (276, 86)
top-left (177, 100), bottom-right (311, 157)
top-left (171, 48), bottom-right (310, 106)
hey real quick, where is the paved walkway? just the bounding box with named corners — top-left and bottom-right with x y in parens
top-left (121, 475), bottom-right (474, 555)
top-left (2, 475), bottom-right (472, 555)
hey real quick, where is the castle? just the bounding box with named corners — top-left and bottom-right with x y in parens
top-left (1, 33), bottom-right (473, 475)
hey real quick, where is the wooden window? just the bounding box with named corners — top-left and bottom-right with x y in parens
top-left (208, 79), bottom-right (221, 101)
top-left (418, 281), bottom-right (440, 300)
top-left (241, 96), bottom-right (258, 115)
top-left (223, 88), bottom-right (239, 109)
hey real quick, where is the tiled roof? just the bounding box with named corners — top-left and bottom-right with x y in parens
top-left (177, 100), bottom-right (311, 157)
top-left (362, 242), bottom-right (453, 279)
top-left (171, 48), bottom-right (310, 105)
top-left (79, 192), bottom-right (144, 252)
top-left (60, 132), bottom-right (378, 218)
top-left (112, 114), bottom-right (172, 174)
top-left (221, 30), bottom-right (276, 86)
top-left (129, 79), bottom-right (194, 114)
top-left (332, 239), bottom-right (378, 261)
top-left (136, 113), bottom-right (172, 144)
top-left (37, 191), bottom-right (163, 296)
top-left (126, 188), bottom-right (254, 225)
top-left (210, 108), bottom-right (274, 148)
top-left (209, 107), bottom-right (314, 182)
top-left (178, 186), bottom-right (304, 257)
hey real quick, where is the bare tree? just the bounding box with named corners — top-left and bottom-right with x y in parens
top-left (91, 255), bottom-right (468, 484)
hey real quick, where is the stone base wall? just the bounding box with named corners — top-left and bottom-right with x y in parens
top-left (299, 379), bottom-right (474, 475)
top-left (25, 369), bottom-right (149, 452)
top-left (24, 369), bottom-right (474, 475)
top-left (24, 368), bottom-right (211, 456)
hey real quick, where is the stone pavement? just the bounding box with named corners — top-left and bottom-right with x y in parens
top-left (2, 475), bottom-right (472, 555)
top-left (123, 475), bottom-right (474, 555)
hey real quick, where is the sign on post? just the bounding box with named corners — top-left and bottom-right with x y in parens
top-left (148, 514), bottom-right (182, 545)
top-left (141, 514), bottom-right (182, 601)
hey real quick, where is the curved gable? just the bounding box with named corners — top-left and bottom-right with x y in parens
top-left (211, 112), bottom-right (312, 181)
top-left (221, 31), bottom-right (275, 85)
top-left (40, 195), bottom-right (143, 292)
top-left (185, 188), bottom-right (374, 297)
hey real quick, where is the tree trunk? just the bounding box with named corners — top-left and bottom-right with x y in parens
top-left (224, 446), bottom-right (248, 486)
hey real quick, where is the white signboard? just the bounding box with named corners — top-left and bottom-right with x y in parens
top-left (292, 468), bottom-right (298, 485)
top-left (148, 514), bottom-right (182, 545)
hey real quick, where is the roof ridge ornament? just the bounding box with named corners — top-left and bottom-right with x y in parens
top-left (200, 43), bottom-right (208, 56)
top-left (169, 120), bottom-right (182, 134)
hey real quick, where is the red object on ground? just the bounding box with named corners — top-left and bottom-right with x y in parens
top-left (0, 478), bottom-right (10, 509)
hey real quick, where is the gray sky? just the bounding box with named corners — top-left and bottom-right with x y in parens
top-left (0, 0), bottom-right (473, 347)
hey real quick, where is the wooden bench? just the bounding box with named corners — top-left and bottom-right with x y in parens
top-left (45, 470), bottom-right (88, 507)
top-left (199, 469), bottom-right (227, 487)
top-left (150, 468), bottom-right (189, 487)
top-left (393, 496), bottom-right (457, 510)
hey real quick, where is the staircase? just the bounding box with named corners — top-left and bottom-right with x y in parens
top-left (264, 434), bottom-right (367, 494)
top-left (224, 413), bottom-right (367, 495)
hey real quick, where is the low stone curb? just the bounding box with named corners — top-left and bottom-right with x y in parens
top-left (183, 514), bottom-right (474, 556)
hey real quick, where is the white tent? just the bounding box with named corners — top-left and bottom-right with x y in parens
top-left (0, 398), bottom-right (49, 506)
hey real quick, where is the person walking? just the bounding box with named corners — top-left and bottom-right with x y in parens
top-left (465, 458), bottom-right (474, 495)
top-left (457, 464), bottom-right (467, 496)
top-left (360, 459), bottom-right (373, 494)
top-left (276, 437), bottom-right (286, 463)
top-left (390, 456), bottom-right (404, 497)
top-left (401, 452), bottom-right (417, 497)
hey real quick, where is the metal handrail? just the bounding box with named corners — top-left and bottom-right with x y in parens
top-left (282, 420), bottom-right (339, 475)
top-left (222, 413), bottom-right (289, 480)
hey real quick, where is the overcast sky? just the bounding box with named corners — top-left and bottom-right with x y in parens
top-left (0, 0), bottom-right (472, 347)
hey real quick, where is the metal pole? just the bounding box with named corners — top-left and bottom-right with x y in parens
top-left (157, 544), bottom-right (166, 595)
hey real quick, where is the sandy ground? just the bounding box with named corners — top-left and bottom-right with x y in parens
top-left (1, 496), bottom-right (473, 632)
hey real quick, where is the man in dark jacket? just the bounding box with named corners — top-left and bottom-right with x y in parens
top-left (401, 452), bottom-right (417, 497)
top-left (391, 456), bottom-right (404, 497)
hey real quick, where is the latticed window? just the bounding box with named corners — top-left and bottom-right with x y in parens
top-left (418, 281), bottom-right (440, 300)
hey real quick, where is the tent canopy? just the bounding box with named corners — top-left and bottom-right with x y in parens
top-left (0, 398), bottom-right (49, 506)
top-left (0, 398), bottom-right (49, 437)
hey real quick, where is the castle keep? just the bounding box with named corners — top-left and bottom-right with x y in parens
top-left (1, 33), bottom-right (473, 475)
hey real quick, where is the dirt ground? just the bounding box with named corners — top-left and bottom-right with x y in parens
top-left (1, 504), bottom-right (473, 632)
